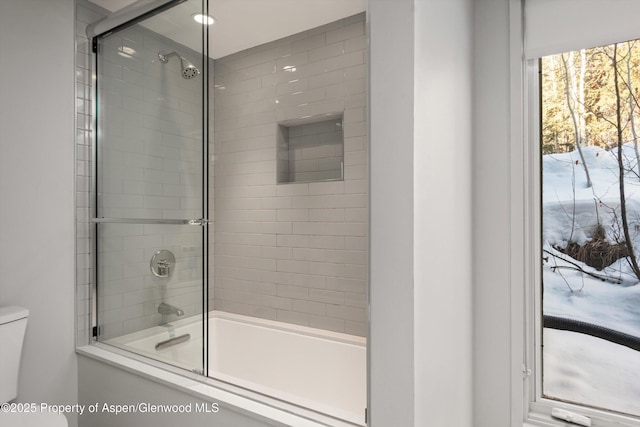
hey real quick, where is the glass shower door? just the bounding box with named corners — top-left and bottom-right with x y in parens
top-left (92, 0), bottom-right (209, 374)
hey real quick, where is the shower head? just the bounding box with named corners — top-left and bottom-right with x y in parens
top-left (158, 51), bottom-right (201, 79)
top-left (180, 58), bottom-right (200, 79)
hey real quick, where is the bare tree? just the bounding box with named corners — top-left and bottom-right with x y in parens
top-left (613, 43), bottom-right (640, 279)
top-left (579, 49), bottom-right (587, 143)
top-left (626, 41), bottom-right (640, 179)
top-left (562, 53), bottom-right (592, 187)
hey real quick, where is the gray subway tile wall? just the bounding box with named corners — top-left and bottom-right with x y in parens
top-left (213, 13), bottom-right (368, 336)
top-left (76, 1), bottom-right (105, 345)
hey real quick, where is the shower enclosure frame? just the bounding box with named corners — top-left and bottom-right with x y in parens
top-left (88, 0), bottom-right (210, 376)
top-left (82, 1), bottom-right (370, 425)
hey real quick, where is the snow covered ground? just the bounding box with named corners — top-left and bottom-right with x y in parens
top-left (543, 144), bottom-right (640, 416)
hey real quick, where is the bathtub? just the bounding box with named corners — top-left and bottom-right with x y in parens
top-left (106, 311), bottom-right (367, 425)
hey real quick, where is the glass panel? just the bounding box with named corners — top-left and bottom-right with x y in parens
top-left (96, 222), bottom-right (204, 372)
top-left (541, 42), bottom-right (640, 416)
top-left (209, 10), bottom-right (367, 424)
top-left (94, 0), bottom-right (208, 375)
top-left (96, 3), bottom-right (204, 221)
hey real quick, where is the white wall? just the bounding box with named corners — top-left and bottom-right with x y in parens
top-left (473, 0), bottom-right (522, 426)
top-left (368, 0), bottom-right (415, 424)
top-left (0, 0), bottom-right (78, 426)
top-left (369, 0), bottom-right (474, 425)
top-left (413, 0), bottom-right (474, 425)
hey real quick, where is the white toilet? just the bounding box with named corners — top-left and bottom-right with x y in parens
top-left (0, 306), bottom-right (68, 427)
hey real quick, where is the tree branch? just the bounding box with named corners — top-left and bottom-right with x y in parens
top-left (543, 249), bottom-right (623, 284)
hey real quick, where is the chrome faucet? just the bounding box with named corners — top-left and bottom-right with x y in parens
top-left (158, 302), bottom-right (184, 316)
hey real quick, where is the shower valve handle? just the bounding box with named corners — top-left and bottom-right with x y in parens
top-left (150, 249), bottom-right (175, 278)
top-left (157, 259), bottom-right (170, 276)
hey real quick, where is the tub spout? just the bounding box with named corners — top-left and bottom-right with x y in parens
top-left (158, 302), bottom-right (184, 316)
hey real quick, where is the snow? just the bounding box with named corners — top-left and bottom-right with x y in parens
top-left (543, 144), bottom-right (640, 416)
top-left (543, 330), bottom-right (640, 415)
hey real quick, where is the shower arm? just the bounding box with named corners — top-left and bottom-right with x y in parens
top-left (158, 52), bottom-right (180, 63)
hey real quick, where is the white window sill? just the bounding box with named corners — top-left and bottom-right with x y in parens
top-left (523, 405), bottom-right (640, 427)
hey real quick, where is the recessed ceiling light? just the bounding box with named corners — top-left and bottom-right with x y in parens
top-left (193, 13), bottom-right (214, 25)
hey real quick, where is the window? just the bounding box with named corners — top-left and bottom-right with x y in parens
top-left (521, 2), bottom-right (640, 425)
top-left (528, 39), bottom-right (640, 427)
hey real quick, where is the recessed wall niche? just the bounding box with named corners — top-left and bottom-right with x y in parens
top-left (277, 115), bottom-right (344, 184)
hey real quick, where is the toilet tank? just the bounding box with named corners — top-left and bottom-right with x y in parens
top-left (0, 306), bottom-right (29, 403)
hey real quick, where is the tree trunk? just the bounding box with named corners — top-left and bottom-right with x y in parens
top-left (562, 53), bottom-right (592, 187)
top-left (614, 43), bottom-right (640, 280)
top-left (550, 55), bottom-right (558, 96)
top-left (627, 41), bottom-right (640, 179)
top-left (579, 49), bottom-right (587, 142)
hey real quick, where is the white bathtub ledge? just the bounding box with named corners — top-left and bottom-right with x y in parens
top-left (76, 345), bottom-right (357, 427)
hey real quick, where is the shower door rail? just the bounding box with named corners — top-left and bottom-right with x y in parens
top-left (91, 218), bottom-right (211, 226)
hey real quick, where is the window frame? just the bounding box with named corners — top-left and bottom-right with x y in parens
top-left (521, 56), bottom-right (640, 427)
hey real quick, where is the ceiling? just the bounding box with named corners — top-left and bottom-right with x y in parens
top-left (89, 0), bottom-right (366, 58)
